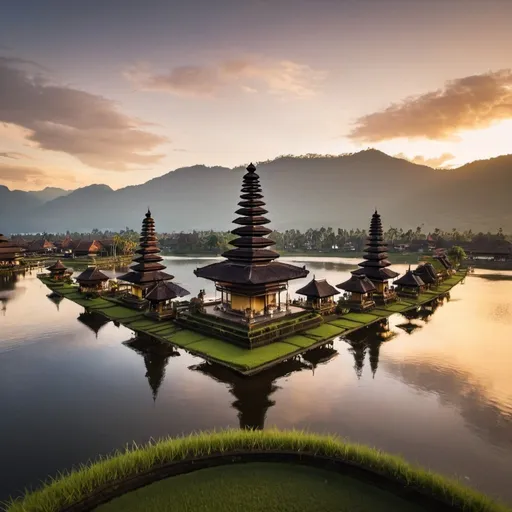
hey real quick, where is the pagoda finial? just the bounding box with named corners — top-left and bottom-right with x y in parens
top-left (146, 207), bottom-right (151, 218)
top-left (246, 162), bottom-right (256, 172)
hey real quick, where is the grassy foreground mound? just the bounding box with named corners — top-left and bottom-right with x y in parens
top-left (5, 429), bottom-right (508, 512)
top-left (96, 462), bottom-right (424, 512)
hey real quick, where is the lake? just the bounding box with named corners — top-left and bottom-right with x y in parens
top-left (1, 257), bottom-right (511, 505)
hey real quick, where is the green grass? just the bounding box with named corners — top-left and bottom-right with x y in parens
top-left (166, 330), bottom-right (208, 347)
top-left (304, 323), bottom-right (345, 339)
top-left (369, 309), bottom-right (394, 318)
top-left (100, 306), bottom-right (144, 321)
top-left (341, 312), bottom-right (380, 323)
top-left (143, 324), bottom-right (179, 335)
top-left (127, 319), bottom-right (160, 330)
top-left (186, 339), bottom-right (299, 369)
top-left (385, 303), bottom-right (411, 312)
top-left (284, 335), bottom-right (325, 348)
top-left (96, 462), bottom-right (424, 512)
top-left (5, 429), bottom-right (508, 512)
top-left (329, 318), bottom-right (365, 329)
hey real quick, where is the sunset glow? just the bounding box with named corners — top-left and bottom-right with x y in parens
top-left (1, 0), bottom-right (511, 190)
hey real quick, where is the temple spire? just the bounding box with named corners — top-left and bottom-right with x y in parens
top-left (118, 210), bottom-right (173, 294)
top-left (352, 210), bottom-right (399, 282)
top-left (222, 163), bottom-right (280, 265)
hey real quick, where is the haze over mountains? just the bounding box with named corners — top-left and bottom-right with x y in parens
top-left (1, 150), bottom-right (511, 235)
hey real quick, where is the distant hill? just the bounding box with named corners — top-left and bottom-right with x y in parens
top-left (1, 150), bottom-right (511, 234)
top-left (26, 187), bottom-right (71, 203)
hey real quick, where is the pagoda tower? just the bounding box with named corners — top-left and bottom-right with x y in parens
top-left (119, 209), bottom-right (173, 299)
top-left (194, 163), bottom-right (309, 319)
top-left (352, 210), bottom-right (399, 304)
top-left (0, 234), bottom-right (24, 267)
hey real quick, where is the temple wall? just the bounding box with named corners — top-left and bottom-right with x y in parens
top-left (231, 294), bottom-right (266, 313)
top-left (132, 286), bottom-right (143, 299)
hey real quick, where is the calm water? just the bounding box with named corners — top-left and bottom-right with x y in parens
top-left (1, 257), bottom-right (512, 505)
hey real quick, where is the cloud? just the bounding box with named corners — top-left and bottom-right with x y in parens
top-left (125, 57), bottom-right (325, 98)
top-left (395, 152), bottom-right (455, 168)
top-left (0, 151), bottom-right (26, 160)
top-left (0, 57), bottom-right (168, 170)
top-left (349, 69), bottom-right (512, 142)
top-left (0, 163), bottom-right (79, 189)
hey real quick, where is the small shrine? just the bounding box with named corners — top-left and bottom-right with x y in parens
top-left (295, 278), bottom-right (339, 314)
top-left (76, 266), bottom-right (109, 295)
top-left (336, 274), bottom-right (376, 311)
top-left (394, 267), bottom-right (425, 298)
top-left (46, 260), bottom-right (71, 281)
top-left (145, 280), bottom-right (190, 319)
top-left (414, 263), bottom-right (438, 289)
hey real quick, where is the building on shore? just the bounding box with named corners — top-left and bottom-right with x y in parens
top-left (27, 239), bottom-right (55, 254)
top-left (0, 234), bottom-right (25, 267)
top-left (72, 240), bottom-right (104, 258)
top-left (145, 280), bottom-right (190, 319)
top-left (414, 263), bottom-right (438, 289)
top-left (295, 278), bottom-right (340, 314)
top-left (194, 163), bottom-right (309, 321)
top-left (336, 273), bottom-right (376, 311)
top-left (76, 266), bottom-right (109, 295)
top-left (351, 210), bottom-right (399, 304)
top-left (46, 259), bottom-right (71, 281)
top-left (394, 267), bottom-right (425, 298)
top-left (118, 210), bottom-right (174, 300)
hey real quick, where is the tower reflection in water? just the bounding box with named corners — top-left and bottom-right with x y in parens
top-left (124, 335), bottom-right (180, 401)
top-left (118, 296), bottom-right (446, 428)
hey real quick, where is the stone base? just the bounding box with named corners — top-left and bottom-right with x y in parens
top-left (177, 310), bottom-right (322, 349)
top-left (373, 292), bottom-right (397, 306)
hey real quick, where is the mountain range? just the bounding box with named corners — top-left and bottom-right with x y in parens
top-left (1, 150), bottom-right (511, 234)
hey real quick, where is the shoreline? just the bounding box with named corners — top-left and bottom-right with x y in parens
top-left (38, 271), bottom-right (467, 376)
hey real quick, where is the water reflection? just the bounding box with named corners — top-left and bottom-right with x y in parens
top-left (77, 311), bottom-right (111, 338)
top-left (383, 358), bottom-right (512, 449)
top-left (302, 345), bottom-right (338, 372)
top-left (191, 359), bottom-right (309, 430)
top-left (2, 262), bottom-right (512, 505)
top-left (47, 292), bottom-right (64, 311)
top-left (124, 335), bottom-right (180, 401)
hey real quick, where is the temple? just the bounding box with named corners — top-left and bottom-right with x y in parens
top-left (336, 273), bottom-right (376, 311)
top-left (295, 278), bottom-right (340, 314)
top-left (0, 234), bottom-right (25, 268)
top-left (394, 267), bottom-right (425, 298)
top-left (46, 260), bottom-right (72, 281)
top-left (76, 267), bottom-right (109, 295)
top-left (194, 164), bottom-right (308, 318)
top-left (145, 280), bottom-right (190, 319)
top-left (189, 163), bottom-right (319, 347)
top-left (119, 210), bottom-right (174, 300)
top-left (352, 210), bottom-right (399, 304)
top-left (414, 263), bottom-right (438, 289)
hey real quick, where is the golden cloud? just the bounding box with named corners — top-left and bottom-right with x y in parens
top-left (125, 57), bottom-right (325, 98)
top-left (349, 69), bottom-right (512, 142)
top-left (0, 57), bottom-right (168, 171)
top-left (0, 162), bottom-right (79, 189)
top-left (394, 152), bottom-right (455, 168)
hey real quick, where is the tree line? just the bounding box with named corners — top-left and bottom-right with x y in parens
top-left (15, 226), bottom-right (509, 255)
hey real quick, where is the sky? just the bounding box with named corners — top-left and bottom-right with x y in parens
top-left (0, 0), bottom-right (511, 191)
